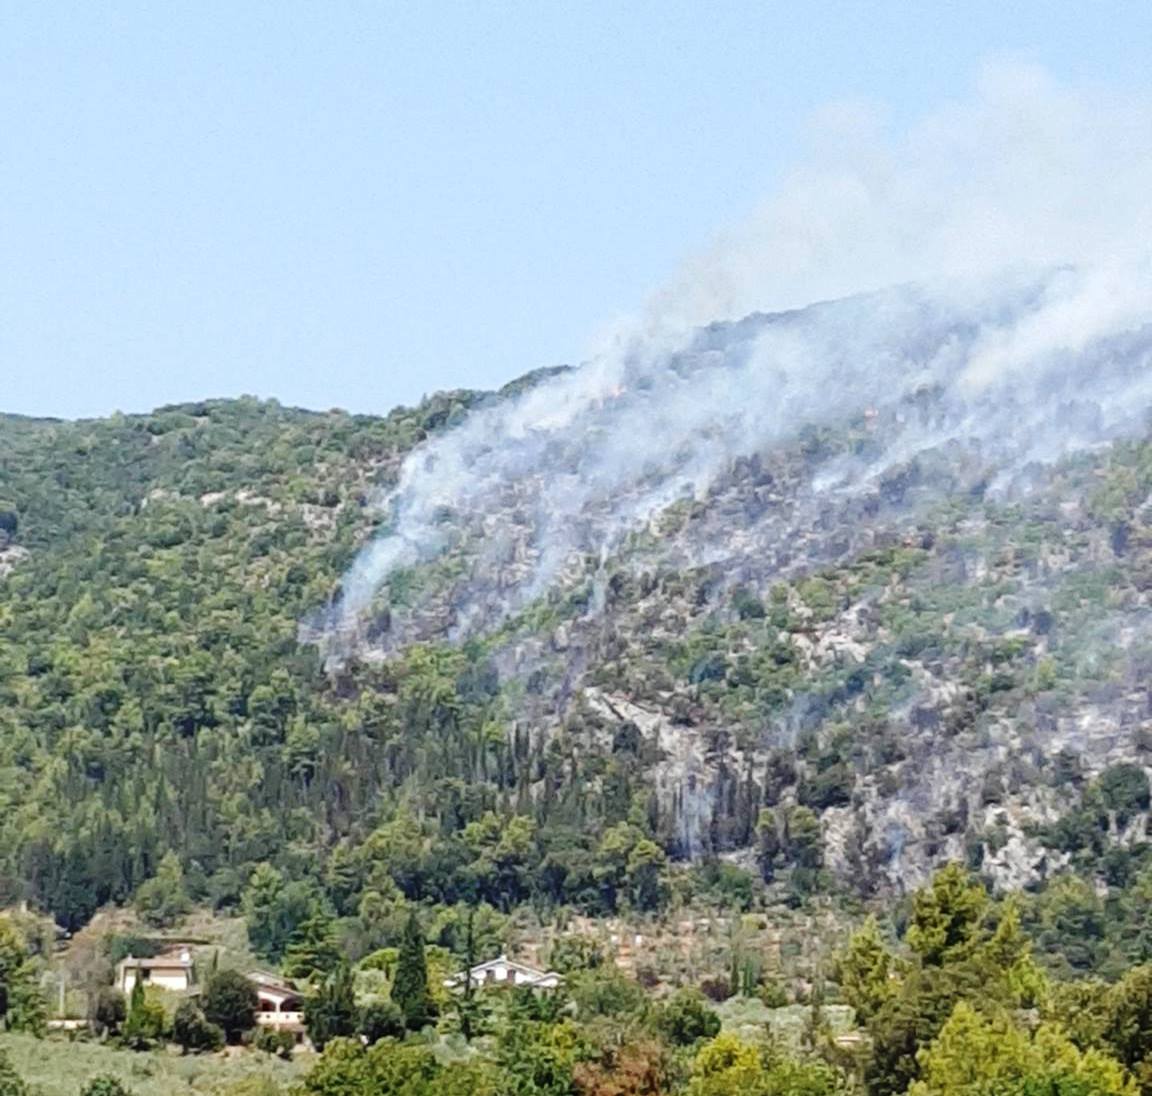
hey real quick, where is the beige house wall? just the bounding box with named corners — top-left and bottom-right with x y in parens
top-left (119, 968), bottom-right (191, 994)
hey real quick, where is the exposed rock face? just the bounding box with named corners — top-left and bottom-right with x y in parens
top-left (0, 538), bottom-right (28, 578)
top-left (328, 403), bottom-right (1152, 892)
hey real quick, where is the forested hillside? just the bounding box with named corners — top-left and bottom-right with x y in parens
top-left (0, 394), bottom-right (488, 927)
top-left (11, 365), bottom-right (1152, 1094)
top-left (6, 358), bottom-right (1152, 968)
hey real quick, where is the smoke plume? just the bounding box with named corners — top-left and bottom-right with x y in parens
top-left (317, 63), bottom-right (1152, 658)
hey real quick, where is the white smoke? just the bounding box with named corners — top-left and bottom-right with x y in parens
top-left (317, 63), bottom-right (1152, 657)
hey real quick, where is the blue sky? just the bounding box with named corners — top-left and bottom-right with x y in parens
top-left (3, 2), bottom-right (1152, 420)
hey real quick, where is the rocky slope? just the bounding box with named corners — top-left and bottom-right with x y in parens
top-left (319, 283), bottom-right (1152, 894)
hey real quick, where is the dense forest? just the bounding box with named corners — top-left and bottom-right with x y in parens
top-left (0, 392), bottom-right (727, 934)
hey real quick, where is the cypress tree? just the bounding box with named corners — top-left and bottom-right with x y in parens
top-left (393, 910), bottom-right (432, 1031)
top-left (458, 905), bottom-right (477, 1040)
top-left (303, 963), bottom-right (356, 1051)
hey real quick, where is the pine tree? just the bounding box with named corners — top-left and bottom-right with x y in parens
top-left (283, 911), bottom-right (342, 982)
top-left (906, 863), bottom-right (988, 967)
top-left (836, 916), bottom-right (895, 1024)
top-left (134, 850), bottom-right (191, 927)
top-left (393, 910), bottom-right (432, 1031)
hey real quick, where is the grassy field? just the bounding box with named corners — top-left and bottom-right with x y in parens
top-left (0, 1033), bottom-right (302, 1096)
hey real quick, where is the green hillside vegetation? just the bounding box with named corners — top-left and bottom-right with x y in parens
top-left (5, 399), bottom-right (1152, 956)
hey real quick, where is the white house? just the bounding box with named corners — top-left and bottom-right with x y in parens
top-left (443, 954), bottom-right (564, 991)
top-left (116, 948), bottom-right (194, 994)
top-left (249, 971), bottom-right (307, 1043)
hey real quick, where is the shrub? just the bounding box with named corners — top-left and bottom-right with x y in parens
top-left (760, 980), bottom-right (790, 1008)
top-left (652, 989), bottom-right (722, 1046)
top-left (89, 986), bottom-right (127, 1036)
top-left (357, 998), bottom-right (405, 1044)
top-left (252, 1025), bottom-right (296, 1059)
top-left (0, 1048), bottom-right (30, 1096)
top-left (698, 976), bottom-right (733, 1003)
top-left (80, 1077), bottom-right (135, 1096)
top-left (172, 999), bottom-right (225, 1053)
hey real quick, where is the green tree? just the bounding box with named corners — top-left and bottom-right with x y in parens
top-left (252, 1026), bottom-right (296, 1059)
top-left (976, 899), bottom-right (1047, 1008)
top-left (653, 988), bottom-right (721, 1046)
top-left (89, 987), bottom-right (127, 1037)
top-left (568, 966), bottom-right (646, 1019)
top-left (1098, 763), bottom-right (1151, 820)
top-left (1104, 963), bottom-right (1152, 1089)
top-left (393, 910), bottom-right (432, 1031)
top-left (356, 998), bottom-right (405, 1045)
top-left (462, 813), bottom-right (537, 911)
top-left (299, 1037), bottom-right (498, 1096)
top-left (0, 919), bottom-right (23, 1024)
top-left (547, 935), bottom-right (604, 974)
top-left (626, 839), bottom-right (670, 912)
top-left (908, 1000), bottom-right (1133, 1096)
top-left (134, 850), bottom-right (192, 928)
top-left (172, 999), bottom-right (224, 1053)
top-left (3, 971), bottom-right (46, 1036)
top-left (283, 911), bottom-right (342, 982)
top-left (783, 806), bottom-right (825, 897)
top-left (121, 980), bottom-right (167, 1049)
top-left (686, 1033), bottom-right (849, 1096)
top-left (865, 963), bottom-right (985, 1096)
top-left (1045, 979), bottom-right (1112, 1053)
top-left (835, 915), bottom-right (895, 1024)
top-left (304, 963), bottom-right (357, 1051)
top-left (906, 863), bottom-right (988, 967)
top-left (1032, 874), bottom-right (1108, 974)
top-left (201, 969), bottom-right (258, 1044)
top-left (495, 1019), bottom-right (584, 1096)
top-left (0, 916), bottom-right (40, 1032)
top-left (243, 865), bottom-right (319, 963)
top-left (686, 1033), bottom-right (766, 1096)
top-left (755, 808), bottom-right (781, 882)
